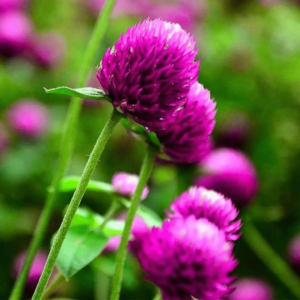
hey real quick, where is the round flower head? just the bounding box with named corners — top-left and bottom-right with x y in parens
top-left (131, 217), bottom-right (237, 300)
top-left (168, 187), bottom-right (241, 241)
top-left (196, 148), bottom-right (258, 208)
top-left (7, 99), bottom-right (49, 138)
top-left (287, 234), bottom-right (300, 275)
top-left (104, 214), bottom-right (148, 252)
top-left (228, 278), bottom-right (273, 300)
top-left (96, 18), bottom-right (199, 131)
top-left (0, 11), bottom-right (32, 58)
top-left (157, 82), bottom-right (216, 164)
top-left (13, 251), bottom-right (48, 293)
top-left (30, 31), bottom-right (66, 69)
top-left (112, 172), bottom-right (149, 200)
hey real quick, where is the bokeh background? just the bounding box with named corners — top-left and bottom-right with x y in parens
top-left (1, 0), bottom-right (300, 299)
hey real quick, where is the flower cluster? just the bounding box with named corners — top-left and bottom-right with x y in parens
top-left (130, 187), bottom-right (240, 300)
top-left (97, 18), bottom-right (215, 165)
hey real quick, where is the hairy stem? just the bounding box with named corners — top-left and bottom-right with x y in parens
top-left (8, 1), bottom-right (116, 299)
top-left (110, 146), bottom-right (156, 300)
top-left (32, 109), bottom-right (122, 300)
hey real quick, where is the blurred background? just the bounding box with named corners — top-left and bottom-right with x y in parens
top-left (1, 0), bottom-right (300, 299)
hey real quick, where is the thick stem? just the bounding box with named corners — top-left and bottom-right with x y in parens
top-left (8, 1), bottom-right (116, 300)
top-left (32, 109), bottom-right (122, 300)
top-left (243, 219), bottom-right (300, 298)
top-left (110, 146), bottom-right (156, 300)
top-left (41, 273), bottom-right (64, 300)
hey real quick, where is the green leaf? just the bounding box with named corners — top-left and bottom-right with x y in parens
top-left (57, 209), bottom-right (109, 278)
top-left (44, 86), bottom-right (111, 102)
top-left (59, 176), bottom-right (114, 194)
top-left (119, 199), bottom-right (162, 228)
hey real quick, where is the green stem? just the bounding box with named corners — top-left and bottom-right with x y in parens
top-left (95, 270), bottom-right (110, 300)
top-left (99, 200), bottom-right (122, 230)
top-left (9, 1), bottom-right (116, 300)
top-left (41, 273), bottom-right (64, 300)
top-left (110, 146), bottom-right (156, 300)
top-left (243, 219), bottom-right (300, 298)
top-left (32, 109), bottom-right (122, 300)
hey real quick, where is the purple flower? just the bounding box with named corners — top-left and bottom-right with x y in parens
top-left (287, 234), bottom-right (300, 275)
top-left (0, 124), bottom-right (9, 156)
top-left (104, 214), bottom-right (148, 252)
top-left (7, 100), bottom-right (49, 138)
top-left (112, 172), bottom-right (149, 200)
top-left (96, 18), bottom-right (199, 131)
top-left (0, 0), bottom-right (26, 12)
top-left (0, 11), bottom-right (32, 58)
top-left (168, 187), bottom-right (241, 241)
top-left (29, 31), bottom-right (66, 69)
top-left (228, 278), bottom-right (273, 300)
top-left (157, 82), bottom-right (216, 164)
top-left (131, 217), bottom-right (237, 300)
top-left (196, 148), bottom-right (258, 208)
top-left (13, 251), bottom-right (48, 293)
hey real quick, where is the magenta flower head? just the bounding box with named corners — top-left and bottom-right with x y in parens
top-left (157, 82), bottom-right (216, 164)
top-left (112, 172), bottom-right (149, 200)
top-left (13, 251), bottom-right (47, 293)
top-left (196, 148), bottom-right (258, 208)
top-left (96, 18), bottom-right (200, 131)
top-left (228, 278), bottom-right (273, 300)
top-left (131, 217), bottom-right (237, 300)
top-left (287, 234), bottom-right (300, 275)
top-left (30, 31), bottom-right (66, 69)
top-left (0, 11), bottom-right (32, 58)
top-left (7, 99), bottom-right (49, 138)
top-left (168, 187), bottom-right (241, 241)
top-left (0, 0), bottom-right (26, 12)
top-left (104, 214), bottom-right (148, 252)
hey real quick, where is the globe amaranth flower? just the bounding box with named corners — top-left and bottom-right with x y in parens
top-left (112, 172), bottom-right (149, 200)
top-left (130, 217), bottom-right (237, 300)
top-left (104, 214), bottom-right (148, 252)
top-left (168, 187), bottom-right (241, 241)
top-left (7, 99), bottom-right (49, 138)
top-left (287, 234), bottom-right (300, 275)
top-left (0, 0), bottom-right (26, 12)
top-left (156, 82), bottom-right (216, 164)
top-left (0, 11), bottom-right (32, 57)
top-left (196, 148), bottom-right (258, 208)
top-left (96, 18), bottom-right (200, 131)
top-left (228, 278), bottom-right (273, 300)
top-left (13, 251), bottom-right (48, 293)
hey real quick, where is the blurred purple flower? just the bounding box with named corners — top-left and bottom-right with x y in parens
top-left (196, 148), bottom-right (258, 208)
top-left (0, 124), bottom-right (9, 155)
top-left (96, 18), bottom-right (199, 131)
top-left (287, 234), bottom-right (300, 275)
top-left (0, 11), bottom-right (32, 58)
top-left (7, 99), bottom-right (49, 138)
top-left (104, 214), bottom-right (148, 252)
top-left (112, 172), bottom-right (149, 200)
top-left (217, 111), bottom-right (251, 149)
top-left (13, 251), bottom-right (47, 293)
top-left (0, 0), bottom-right (26, 12)
top-left (29, 31), bottom-right (66, 69)
top-left (168, 187), bottom-right (241, 241)
top-left (157, 82), bottom-right (216, 165)
top-left (228, 278), bottom-right (273, 300)
top-left (131, 217), bottom-right (237, 300)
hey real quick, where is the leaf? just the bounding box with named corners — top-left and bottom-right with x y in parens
top-left (44, 86), bottom-right (111, 102)
top-left (60, 176), bottom-right (114, 194)
top-left (119, 199), bottom-right (162, 228)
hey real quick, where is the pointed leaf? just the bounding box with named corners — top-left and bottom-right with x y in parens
top-left (44, 86), bottom-right (110, 102)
